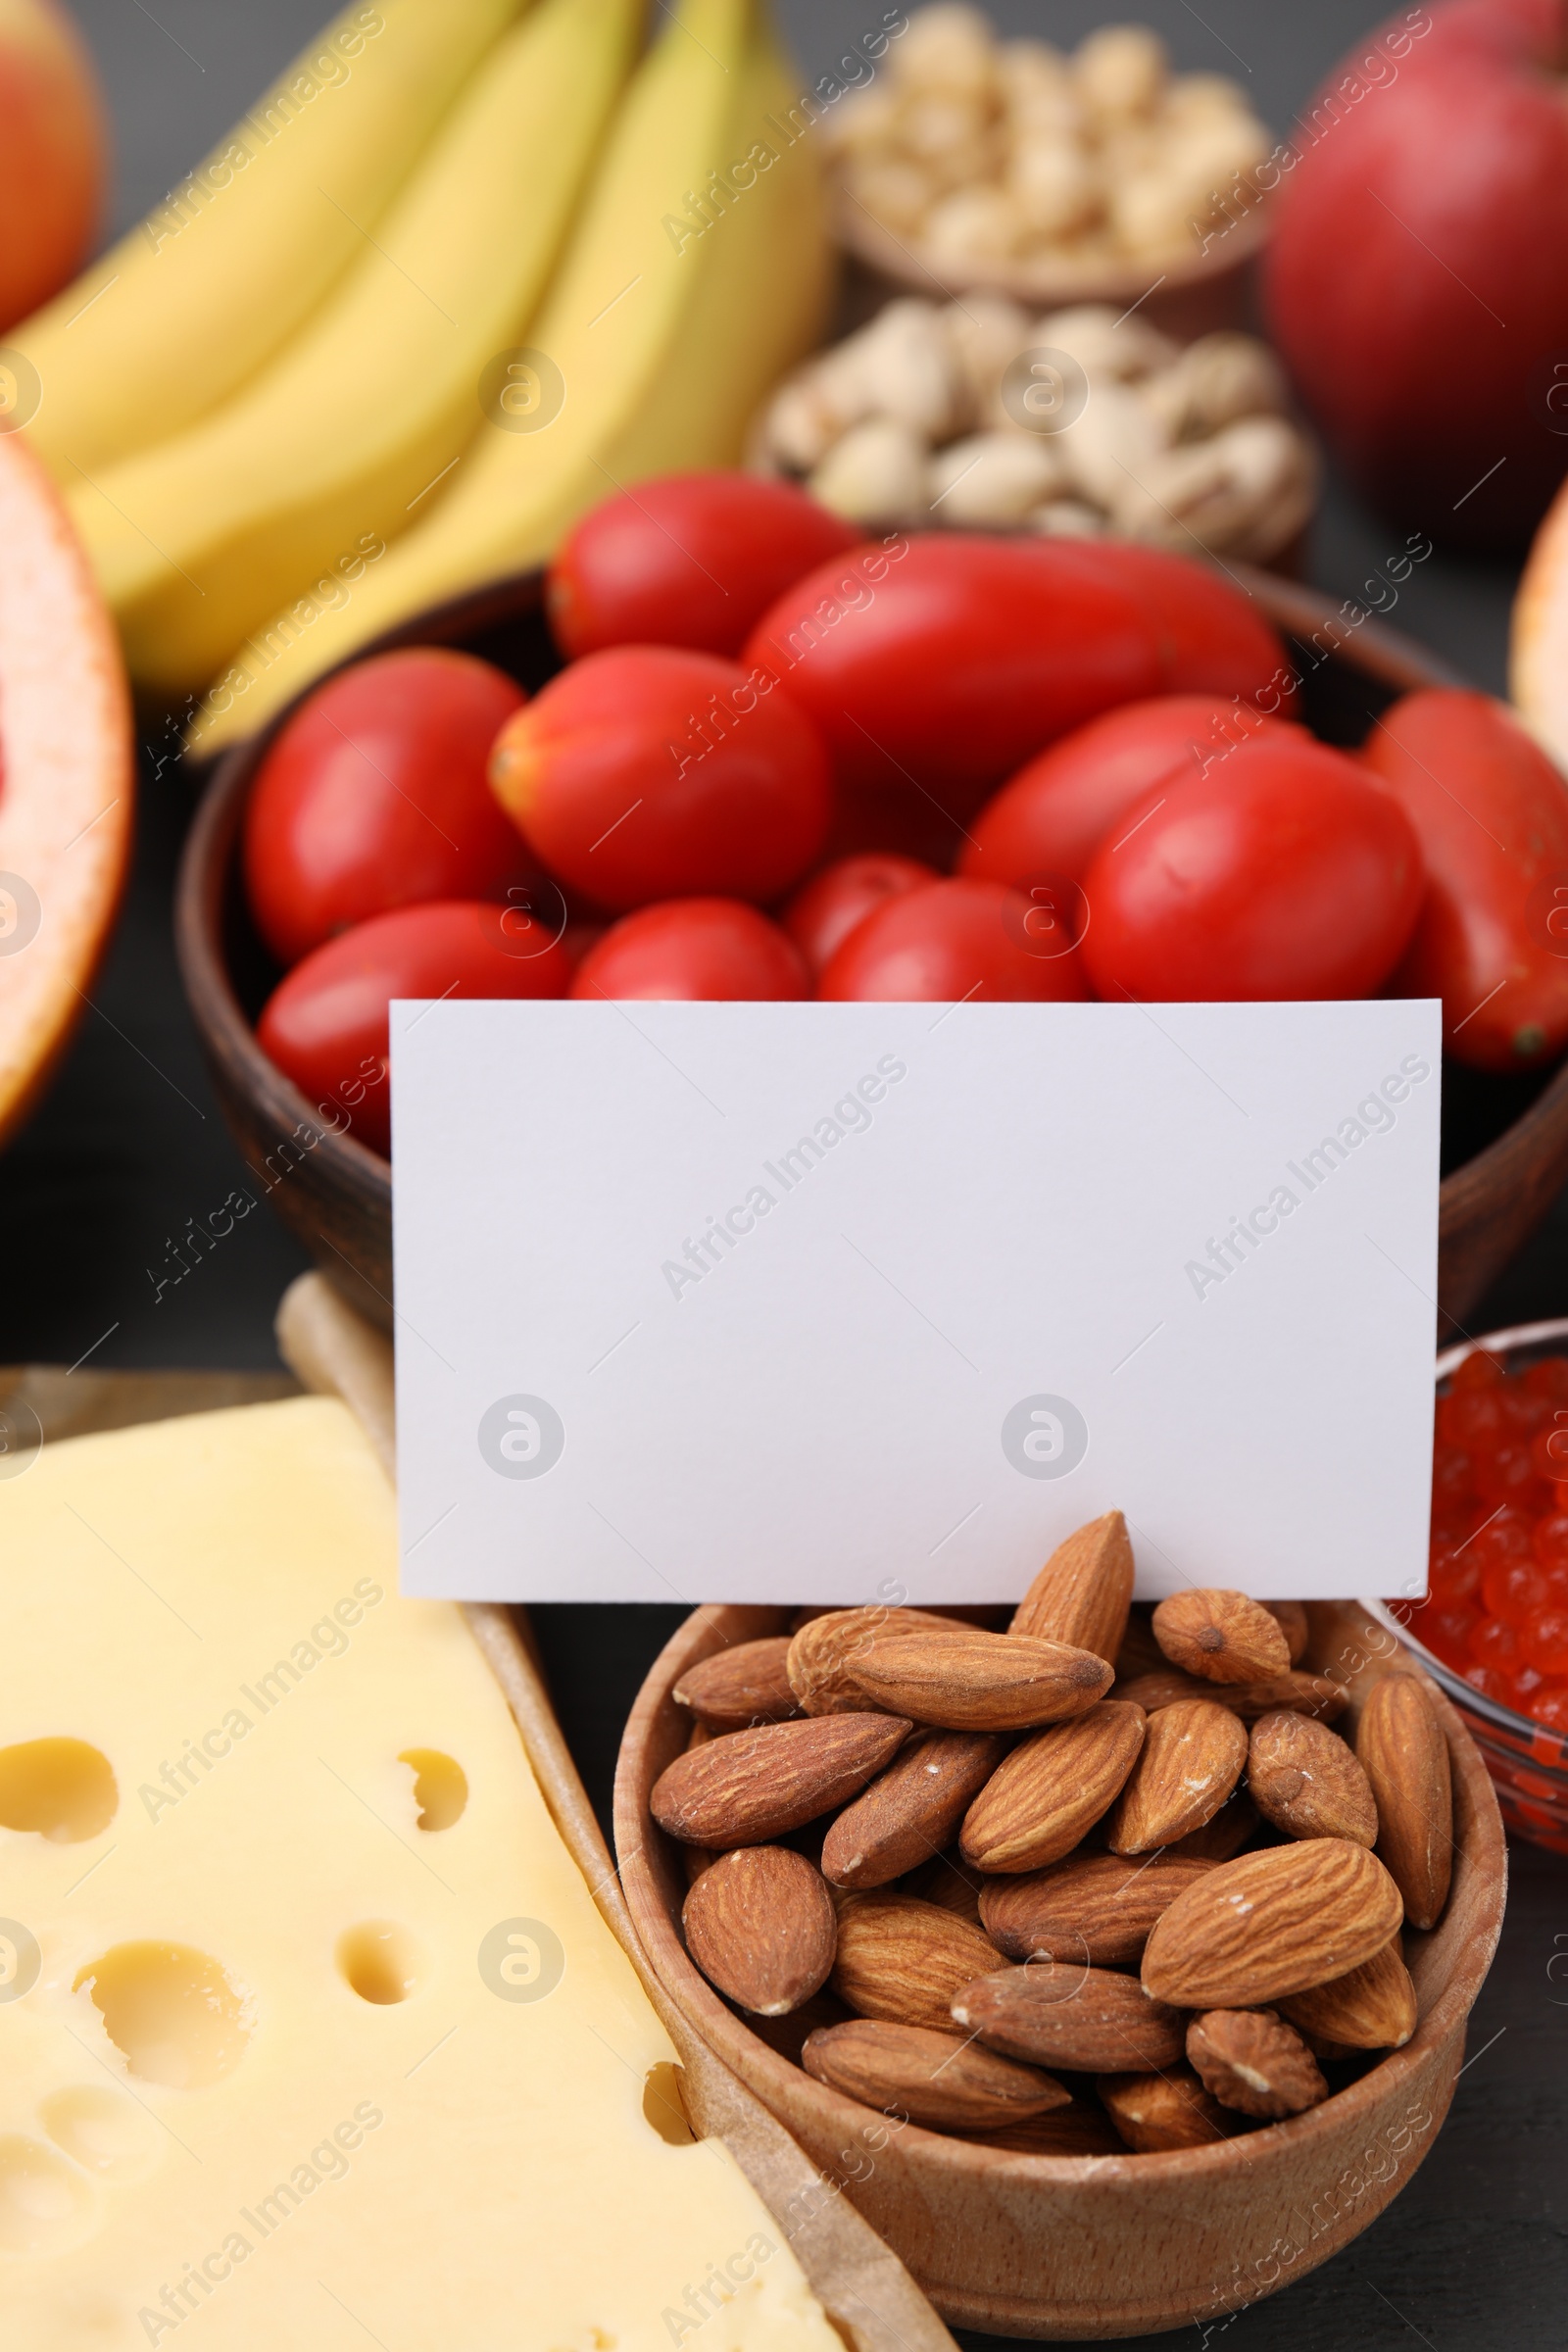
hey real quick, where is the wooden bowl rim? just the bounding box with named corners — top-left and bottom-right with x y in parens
top-left (833, 174), bottom-right (1271, 310)
top-left (614, 1598), bottom-right (1507, 2186)
top-left (174, 557), bottom-right (1568, 1245)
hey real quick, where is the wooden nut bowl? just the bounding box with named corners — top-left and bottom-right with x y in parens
top-left (614, 1600), bottom-right (1506, 2339)
top-left (175, 564), bottom-right (1568, 1331)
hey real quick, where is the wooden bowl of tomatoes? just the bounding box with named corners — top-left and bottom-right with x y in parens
top-left (175, 473), bottom-right (1568, 1333)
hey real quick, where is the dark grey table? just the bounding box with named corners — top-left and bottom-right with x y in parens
top-left (10, 5), bottom-right (1564, 2343)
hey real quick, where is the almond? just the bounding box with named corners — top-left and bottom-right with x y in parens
top-left (1249, 1709), bottom-right (1379, 1845)
top-left (848, 1628), bottom-right (1113, 1731)
top-left (1278, 1935), bottom-right (1418, 2050)
top-left (1356, 1671), bottom-right (1453, 1932)
top-left (1115, 1667), bottom-right (1348, 1726)
top-left (953, 1959), bottom-right (1187, 2073)
top-left (830, 1892), bottom-right (1002, 2033)
top-left (960, 1701), bottom-right (1147, 1874)
top-left (1009, 1509), bottom-right (1135, 1662)
top-left (787, 1606), bottom-right (964, 1714)
top-left (1186, 2008), bottom-right (1328, 2118)
top-left (980, 1849), bottom-right (1218, 1968)
top-left (672, 1636), bottom-right (802, 1730)
top-left (1141, 1838), bottom-right (1403, 2008)
top-left (682, 1846), bottom-right (837, 2016)
top-left (1112, 1608), bottom-right (1168, 1682)
top-left (1097, 2067), bottom-right (1241, 2151)
top-left (747, 1986), bottom-right (852, 2067)
top-left (821, 1729), bottom-right (1006, 1888)
top-left (1152, 1589), bottom-right (1292, 1684)
top-left (801, 2018), bottom-right (1069, 2132)
top-left (1265, 1600), bottom-right (1310, 1665)
top-left (958, 2100), bottom-right (1124, 2156)
top-left (1165, 1788), bottom-right (1258, 1863)
top-left (1105, 1699), bottom-right (1249, 1854)
top-left (900, 1847), bottom-right (986, 1923)
top-left (650, 1713), bottom-right (910, 1846)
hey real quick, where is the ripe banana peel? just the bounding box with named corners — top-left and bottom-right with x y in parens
top-left (72, 0), bottom-right (641, 695)
top-left (12, 0), bottom-right (527, 477)
top-left (189, 0), bottom-right (833, 759)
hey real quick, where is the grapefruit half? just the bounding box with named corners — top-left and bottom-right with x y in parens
top-left (0, 429), bottom-right (131, 1145)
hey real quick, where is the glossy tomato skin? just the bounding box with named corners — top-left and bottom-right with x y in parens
top-left (257, 901), bottom-right (569, 1156)
top-left (489, 646), bottom-right (831, 912)
top-left (1080, 735), bottom-right (1424, 1003)
top-left (960, 696), bottom-right (1306, 890)
top-left (742, 534), bottom-right (1164, 808)
top-left (1063, 540), bottom-right (1298, 716)
top-left (818, 877), bottom-right (1091, 1003)
top-left (783, 853), bottom-right (937, 977)
top-left (547, 471), bottom-right (861, 660)
top-left (1362, 689), bottom-right (1568, 1070)
top-left (571, 899), bottom-right (808, 1000)
top-left (243, 648), bottom-right (533, 968)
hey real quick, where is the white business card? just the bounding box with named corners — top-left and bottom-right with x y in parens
top-left (390, 999), bottom-right (1441, 1605)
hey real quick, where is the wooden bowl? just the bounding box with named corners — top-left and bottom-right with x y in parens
top-left (174, 564), bottom-right (1568, 1331)
top-left (613, 1599), bottom-right (1506, 2339)
top-left (834, 184), bottom-right (1270, 346)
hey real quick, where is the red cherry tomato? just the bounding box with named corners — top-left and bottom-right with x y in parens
top-left (742, 534), bottom-right (1164, 810)
top-left (1063, 540), bottom-right (1298, 715)
top-left (257, 901), bottom-right (569, 1156)
top-left (547, 471), bottom-right (861, 660)
top-left (571, 900), bottom-right (808, 1000)
top-left (489, 646), bottom-right (831, 913)
top-left (782, 853), bottom-right (937, 977)
top-left (1080, 735), bottom-right (1424, 1002)
top-left (960, 696), bottom-right (1307, 891)
top-left (818, 877), bottom-right (1091, 1003)
top-left (243, 649), bottom-right (533, 967)
top-left (1360, 689), bottom-right (1568, 1071)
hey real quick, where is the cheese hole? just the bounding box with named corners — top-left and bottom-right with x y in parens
top-left (41, 2086), bottom-right (160, 2180)
top-left (398, 1748), bottom-right (467, 1832)
top-left (643, 2061), bottom-right (696, 2146)
top-left (0, 2135), bottom-right (97, 2255)
top-left (74, 1941), bottom-right (251, 2089)
top-left (336, 1921), bottom-right (425, 2005)
top-left (0, 1739), bottom-right (117, 1841)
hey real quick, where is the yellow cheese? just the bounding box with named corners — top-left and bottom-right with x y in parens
top-left (0, 1398), bottom-right (841, 2350)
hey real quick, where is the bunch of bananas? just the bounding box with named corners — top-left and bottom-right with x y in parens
top-left (9, 0), bottom-right (831, 755)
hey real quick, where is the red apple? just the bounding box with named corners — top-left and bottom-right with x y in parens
top-left (1264, 0), bottom-right (1568, 552)
top-left (0, 0), bottom-right (105, 334)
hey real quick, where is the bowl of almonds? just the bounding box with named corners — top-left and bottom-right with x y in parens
top-left (613, 1514), bottom-right (1506, 2337)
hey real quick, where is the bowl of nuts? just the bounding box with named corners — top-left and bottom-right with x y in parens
top-left (826, 8), bottom-right (1275, 340)
top-left (613, 1516), bottom-right (1506, 2337)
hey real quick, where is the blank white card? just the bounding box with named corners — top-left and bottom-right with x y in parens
top-left (390, 998), bottom-right (1441, 1605)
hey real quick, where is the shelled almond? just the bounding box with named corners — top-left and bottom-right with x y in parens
top-left (651, 1516), bottom-right (1458, 2159)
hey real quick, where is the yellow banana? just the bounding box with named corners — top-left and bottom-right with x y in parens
top-left (12, 0), bottom-right (526, 478)
top-left (72, 0), bottom-right (641, 695)
top-left (190, 0), bottom-right (831, 758)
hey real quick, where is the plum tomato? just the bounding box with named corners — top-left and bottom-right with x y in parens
top-left (243, 649), bottom-right (535, 968)
top-left (818, 877), bottom-right (1091, 1003)
top-left (783, 853), bottom-right (937, 978)
top-left (546, 471), bottom-right (861, 660)
top-left (257, 901), bottom-right (569, 1157)
top-left (1059, 540), bottom-right (1298, 715)
top-left (570, 900), bottom-right (808, 1001)
top-left (959, 695), bottom-right (1306, 891)
top-left (742, 534), bottom-right (1164, 809)
top-left (488, 646), bottom-right (831, 913)
top-left (1362, 690), bottom-right (1568, 1071)
top-left (1080, 733), bottom-right (1424, 1002)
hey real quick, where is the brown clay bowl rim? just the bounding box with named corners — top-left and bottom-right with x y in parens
top-left (614, 1599), bottom-right (1507, 2185)
top-left (833, 171), bottom-right (1271, 309)
top-left (174, 557), bottom-right (1568, 1245)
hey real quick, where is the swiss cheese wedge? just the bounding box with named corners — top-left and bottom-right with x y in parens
top-left (0, 1397), bottom-right (841, 2349)
top-left (1513, 470), bottom-right (1568, 772)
